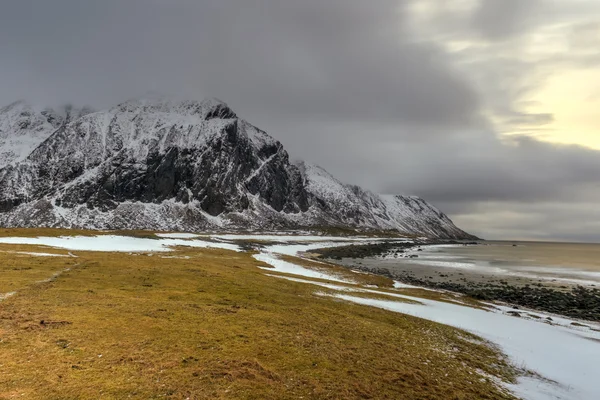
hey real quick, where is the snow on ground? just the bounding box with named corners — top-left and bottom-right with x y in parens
top-left (255, 240), bottom-right (445, 290)
top-left (160, 255), bottom-right (191, 259)
top-left (0, 250), bottom-right (70, 257)
top-left (159, 238), bottom-right (240, 252)
top-left (252, 240), bottom-right (389, 284)
top-left (155, 233), bottom-right (200, 239)
top-left (14, 251), bottom-right (70, 257)
top-left (263, 240), bottom-right (383, 257)
top-left (264, 274), bottom-right (356, 291)
top-left (322, 293), bottom-right (600, 400)
top-left (254, 252), bottom-right (353, 283)
top-left (0, 291), bottom-right (16, 301)
top-left (251, 238), bottom-right (600, 400)
top-left (2, 232), bottom-right (596, 399)
top-left (267, 274), bottom-right (425, 303)
top-left (393, 280), bottom-right (434, 290)
top-left (212, 234), bottom-right (364, 242)
top-left (0, 235), bottom-right (167, 252)
top-left (0, 235), bottom-right (240, 252)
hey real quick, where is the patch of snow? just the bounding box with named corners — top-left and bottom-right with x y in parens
top-left (250, 246), bottom-right (600, 400)
top-left (393, 281), bottom-right (434, 290)
top-left (160, 255), bottom-right (191, 259)
top-left (211, 234), bottom-right (380, 242)
top-left (0, 291), bottom-right (16, 301)
top-left (0, 235), bottom-right (240, 252)
top-left (323, 293), bottom-right (600, 400)
top-left (155, 233), bottom-right (200, 239)
top-left (264, 274), bottom-right (356, 291)
top-left (254, 252), bottom-right (353, 283)
top-left (266, 274), bottom-right (424, 303)
top-left (14, 251), bottom-right (70, 257)
top-left (251, 239), bottom-right (407, 284)
top-left (167, 239), bottom-right (240, 252)
top-left (0, 235), bottom-right (170, 252)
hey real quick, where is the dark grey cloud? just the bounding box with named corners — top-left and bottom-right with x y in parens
top-left (1, 0), bottom-right (600, 241)
top-left (0, 0), bottom-right (480, 129)
top-left (381, 135), bottom-right (600, 204)
top-left (451, 202), bottom-right (600, 243)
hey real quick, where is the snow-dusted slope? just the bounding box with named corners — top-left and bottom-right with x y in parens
top-left (296, 162), bottom-right (471, 238)
top-left (0, 101), bottom-right (92, 168)
top-left (0, 97), bottom-right (474, 239)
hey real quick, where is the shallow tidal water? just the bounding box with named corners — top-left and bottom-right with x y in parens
top-left (349, 241), bottom-right (600, 288)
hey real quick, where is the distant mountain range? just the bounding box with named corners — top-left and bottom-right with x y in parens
top-left (0, 97), bottom-right (475, 239)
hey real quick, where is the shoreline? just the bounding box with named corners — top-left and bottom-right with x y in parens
top-left (313, 241), bottom-right (600, 322)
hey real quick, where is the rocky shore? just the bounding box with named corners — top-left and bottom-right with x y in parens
top-left (314, 242), bottom-right (600, 322)
top-left (313, 240), bottom-right (477, 260)
top-left (356, 265), bottom-right (600, 321)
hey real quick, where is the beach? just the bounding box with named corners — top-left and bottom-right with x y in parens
top-left (328, 241), bottom-right (600, 321)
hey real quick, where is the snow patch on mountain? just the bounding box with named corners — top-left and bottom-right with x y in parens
top-left (0, 101), bottom-right (92, 168)
top-left (296, 161), bottom-right (469, 238)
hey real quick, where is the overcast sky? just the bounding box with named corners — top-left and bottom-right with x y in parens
top-left (1, 0), bottom-right (600, 241)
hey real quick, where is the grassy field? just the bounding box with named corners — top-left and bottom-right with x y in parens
top-left (0, 229), bottom-right (517, 399)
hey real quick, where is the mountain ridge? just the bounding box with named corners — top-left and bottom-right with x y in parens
top-left (0, 97), bottom-right (476, 239)
top-left (0, 101), bottom-right (92, 168)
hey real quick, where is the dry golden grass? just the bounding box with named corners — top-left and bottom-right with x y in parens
top-left (0, 244), bottom-right (76, 295)
top-left (0, 228), bottom-right (161, 239)
top-left (0, 230), bottom-right (517, 399)
top-left (0, 228), bottom-right (100, 238)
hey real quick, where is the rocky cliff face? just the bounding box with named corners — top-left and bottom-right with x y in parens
top-left (0, 97), bottom-right (475, 239)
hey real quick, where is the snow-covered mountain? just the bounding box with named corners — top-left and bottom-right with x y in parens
top-left (296, 162), bottom-right (471, 238)
top-left (0, 97), bottom-right (474, 239)
top-left (0, 101), bottom-right (92, 168)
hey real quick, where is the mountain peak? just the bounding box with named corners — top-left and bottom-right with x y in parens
top-left (0, 101), bottom-right (48, 121)
top-left (0, 101), bottom-right (57, 167)
top-left (200, 98), bottom-right (237, 120)
top-left (0, 101), bottom-right (94, 168)
top-left (114, 96), bottom-right (237, 120)
top-left (0, 100), bottom-right (32, 112)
